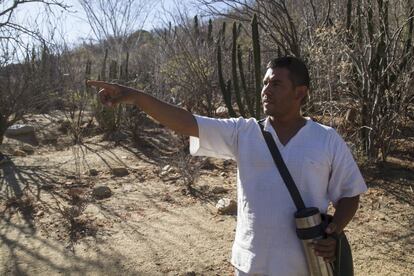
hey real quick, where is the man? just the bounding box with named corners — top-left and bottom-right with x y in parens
top-left (88, 56), bottom-right (367, 275)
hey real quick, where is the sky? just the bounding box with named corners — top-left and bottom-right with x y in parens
top-left (9, 0), bottom-right (217, 46)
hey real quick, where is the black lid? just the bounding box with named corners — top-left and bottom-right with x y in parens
top-left (294, 207), bottom-right (320, 218)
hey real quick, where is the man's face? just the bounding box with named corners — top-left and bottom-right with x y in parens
top-left (261, 67), bottom-right (303, 118)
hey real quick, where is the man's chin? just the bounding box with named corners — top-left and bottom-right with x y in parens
top-left (263, 108), bottom-right (272, 116)
top-left (263, 109), bottom-right (282, 118)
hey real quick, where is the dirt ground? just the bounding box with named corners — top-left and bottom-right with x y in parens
top-left (0, 113), bottom-right (413, 276)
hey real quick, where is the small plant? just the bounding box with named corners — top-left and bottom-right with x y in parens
top-left (171, 135), bottom-right (206, 195)
top-left (62, 189), bottom-right (95, 251)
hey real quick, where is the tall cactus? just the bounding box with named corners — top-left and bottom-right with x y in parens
top-left (231, 22), bottom-right (246, 117)
top-left (109, 60), bottom-right (118, 80)
top-left (194, 15), bottom-right (200, 38)
top-left (99, 48), bottom-right (108, 81)
top-left (207, 19), bottom-right (213, 45)
top-left (238, 45), bottom-right (254, 116)
top-left (217, 43), bottom-right (237, 117)
top-left (125, 51), bottom-right (129, 80)
top-left (85, 59), bottom-right (92, 95)
top-left (217, 14), bottom-right (262, 119)
top-left (251, 14), bottom-right (262, 119)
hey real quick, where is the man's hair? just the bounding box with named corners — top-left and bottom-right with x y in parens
top-left (267, 56), bottom-right (310, 89)
top-left (267, 56), bottom-right (310, 105)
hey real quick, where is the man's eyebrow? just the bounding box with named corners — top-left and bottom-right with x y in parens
top-left (264, 77), bottom-right (282, 84)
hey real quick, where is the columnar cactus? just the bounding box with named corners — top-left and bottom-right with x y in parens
top-left (251, 14), bottom-right (262, 119)
top-left (217, 14), bottom-right (262, 118)
top-left (99, 48), bottom-right (108, 81)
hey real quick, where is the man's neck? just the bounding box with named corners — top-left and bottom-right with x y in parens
top-left (268, 114), bottom-right (307, 145)
top-left (269, 113), bottom-right (306, 130)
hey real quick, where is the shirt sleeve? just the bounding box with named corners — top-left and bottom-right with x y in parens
top-left (327, 130), bottom-right (368, 205)
top-left (189, 115), bottom-right (240, 160)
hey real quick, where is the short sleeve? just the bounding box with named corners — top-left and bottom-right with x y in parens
top-left (327, 131), bottom-right (368, 205)
top-left (189, 115), bottom-right (240, 160)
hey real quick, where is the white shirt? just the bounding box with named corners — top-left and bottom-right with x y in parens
top-left (190, 115), bottom-right (367, 275)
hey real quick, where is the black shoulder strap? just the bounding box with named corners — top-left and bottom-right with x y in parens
top-left (258, 119), bottom-right (306, 211)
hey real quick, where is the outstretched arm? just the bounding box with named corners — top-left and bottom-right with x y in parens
top-left (87, 80), bottom-right (199, 137)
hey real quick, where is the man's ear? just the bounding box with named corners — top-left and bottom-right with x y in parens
top-left (295, 86), bottom-right (308, 103)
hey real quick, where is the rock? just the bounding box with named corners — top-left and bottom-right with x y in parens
top-left (67, 188), bottom-right (86, 199)
top-left (21, 144), bottom-right (35, 154)
top-left (84, 204), bottom-right (105, 219)
top-left (13, 149), bottom-right (27, 157)
top-left (36, 210), bottom-right (44, 217)
top-left (184, 271), bottom-right (196, 276)
top-left (160, 165), bottom-right (174, 177)
top-left (89, 169), bottom-right (99, 176)
top-left (216, 106), bottom-right (228, 118)
top-left (216, 198), bottom-right (237, 215)
top-left (161, 165), bottom-right (172, 172)
top-left (111, 167), bottom-right (129, 177)
top-left (92, 186), bottom-right (112, 200)
top-left (159, 171), bottom-right (168, 177)
top-left (211, 187), bottom-right (228, 194)
top-left (5, 124), bottom-right (35, 136)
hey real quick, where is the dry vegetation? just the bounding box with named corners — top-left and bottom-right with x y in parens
top-left (0, 0), bottom-right (413, 275)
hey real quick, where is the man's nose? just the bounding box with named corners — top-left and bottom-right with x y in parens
top-left (261, 84), bottom-right (270, 96)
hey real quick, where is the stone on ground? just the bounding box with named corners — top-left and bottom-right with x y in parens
top-left (216, 198), bottom-right (237, 215)
top-left (211, 187), bottom-right (228, 194)
top-left (13, 149), bottom-right (27, 157)
top-left (111, 167), bottom-right (129, 177)
top-left (21, 144), bottom-right (35, 154)
top-left (89, 169), bottom-right (99, 176)
top-left (5, 124), bottom-right (35, 136)
top-left (92, 186), bottom-right (112, 200)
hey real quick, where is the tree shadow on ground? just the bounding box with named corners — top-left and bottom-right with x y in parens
top-left (362, 159), bottom-right (414, 207)
top-left (0, 161), bottom-right (142, 275)
top-left (0, 156), bottom-right (233, 274)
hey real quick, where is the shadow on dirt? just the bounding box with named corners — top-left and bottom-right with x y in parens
top-left (363, 159), bottom-right (414, 207)
top-left (0, 161), bottom-right (140, 275)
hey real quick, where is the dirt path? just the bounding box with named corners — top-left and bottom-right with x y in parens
top-left (1, 115), bottom-right (413, 275)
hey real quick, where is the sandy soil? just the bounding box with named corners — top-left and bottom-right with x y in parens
top-left (0, 113), bottom-right (413, 275)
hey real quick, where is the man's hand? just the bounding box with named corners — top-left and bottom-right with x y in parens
top-left (312, 222), bottom-right (338, 263)
top-left (86, 80), bottom-right (198, 137)
top-left (313, 195), bottom-right (360, 263)
top-left (87, 80), bottom-right (135, 107)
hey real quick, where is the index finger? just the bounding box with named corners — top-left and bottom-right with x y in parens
top-left (87, 80), bottom-right (114, 90)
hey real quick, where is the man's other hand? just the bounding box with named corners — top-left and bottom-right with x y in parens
top-left (312, 222), bottom-right (338, 263)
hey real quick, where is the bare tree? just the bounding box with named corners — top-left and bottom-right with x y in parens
top-left (0, 0), bottom-right (69, 43)
top-left (0, 42), bottom-right (63, 145)
top-left (154, 12), bottom-right (220, 116)
top-left (78, 0), bottom-right (156, 60)
top-left (196, 0), bottom-right (331, 57)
